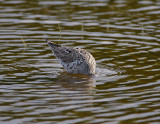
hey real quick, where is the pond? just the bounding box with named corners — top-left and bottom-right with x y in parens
top-left (0, 0), bottom-right (160, 123)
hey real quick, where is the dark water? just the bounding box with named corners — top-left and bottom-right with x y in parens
top-left (0, 0), bottom-right (160, 123)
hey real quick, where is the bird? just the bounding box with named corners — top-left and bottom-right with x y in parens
top-left (47, 39), bottom-right (96, 76)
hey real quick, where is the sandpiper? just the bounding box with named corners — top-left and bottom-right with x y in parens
top-left (47, 39), bottom-right (96, 76)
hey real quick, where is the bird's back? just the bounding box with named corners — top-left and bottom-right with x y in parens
top-left (47, 40), bottom-right (96, 76)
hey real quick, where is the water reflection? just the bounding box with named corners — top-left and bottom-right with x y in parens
top-left (1, 0), bottom-right (160, 123)
top-left (49, 72), bottom-right (96, 94)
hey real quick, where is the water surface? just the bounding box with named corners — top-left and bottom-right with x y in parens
top-left (0, 0), bottom-right (160, 123)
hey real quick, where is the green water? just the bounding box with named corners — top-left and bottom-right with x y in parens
top-left (0, 0), bottom-right (160, 124)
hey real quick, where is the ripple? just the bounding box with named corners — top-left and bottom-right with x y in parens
top-left (0, 0), bottom-right (160, 123)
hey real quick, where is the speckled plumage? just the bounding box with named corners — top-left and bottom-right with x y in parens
top-left (47, 40), bottom-right (96, 76)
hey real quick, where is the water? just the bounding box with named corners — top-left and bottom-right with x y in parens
top-left (0, 0), bottom-right (160, 123)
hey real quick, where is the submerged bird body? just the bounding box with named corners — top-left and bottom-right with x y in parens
top-left (47, 40), bottom-right (96, 75)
